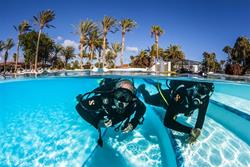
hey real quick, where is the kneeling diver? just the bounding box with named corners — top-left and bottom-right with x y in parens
top-left (76, 78), bottom-right (146, 147)
top-left (138, 79), bottom-right (214, 144)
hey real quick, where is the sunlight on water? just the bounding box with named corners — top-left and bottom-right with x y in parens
top-left (0, 101), bottom-right (97, 166)
top-left (172, 106), bottom-right (250, 167)
top-left (106, 130), bottom-right (162, 167)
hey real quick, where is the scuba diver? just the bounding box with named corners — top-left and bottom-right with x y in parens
top-left (137, 79), bottom-right (214, 144)
top-left (75, 78), bottom-right (146, 147)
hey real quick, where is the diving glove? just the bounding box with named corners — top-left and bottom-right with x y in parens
top-left (104, 119), bottom-right (112, 127)
top-left (188, 128), bottom-right (201, 144)
top-left (122, 123), bottom-right (133, 133)
top-left (98, 117), bottom-right (112, 128)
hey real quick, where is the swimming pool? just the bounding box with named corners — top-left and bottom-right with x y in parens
top-left (0, 76), bottom-right (249, 166)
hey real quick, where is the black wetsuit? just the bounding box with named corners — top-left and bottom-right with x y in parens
top-left (140, 80), bottom-right (212, 134)
top-left (76, 79), bottom-right (146, 131)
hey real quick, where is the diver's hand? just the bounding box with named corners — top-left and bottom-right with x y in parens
top-left (122, 123), bottom-right (133, 133)
top-left (104, 119), bottom-right (112, 127)
top-left (188, 128), bottom-right (201, 144)
top-left (98, 118), bottom-right (112, 128)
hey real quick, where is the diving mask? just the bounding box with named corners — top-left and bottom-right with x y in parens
top-left (113, 88), bottom-right (133, 109)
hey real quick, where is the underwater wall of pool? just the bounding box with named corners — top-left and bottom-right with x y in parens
top-left (0, 76), bottom-right (249, 167)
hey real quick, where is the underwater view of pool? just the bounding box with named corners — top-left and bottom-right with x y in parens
top-left (0, 76), bottom-right (249, 167)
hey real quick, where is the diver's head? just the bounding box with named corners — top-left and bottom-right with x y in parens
top-left (113, 80), bottom-right (135, 110)
top-left (115, 79), bottom-right (135, 94)
top-left (193, 83), bottom-right (213, 98)
top-left (172, 85), bottom-right (188, 104)
top-left (191, 83), bottom-right (214, 106)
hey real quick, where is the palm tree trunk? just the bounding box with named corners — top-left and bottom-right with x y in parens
top-left (30, 62), bottom-right (32, 70)
top-left (79, 54), bottom-right (83, 69)
top-left (79, 43), bottom-right (83, 69)
top-left (4, 62), bottom-right (6, 74)
top-left (80, 56), bottom-right (83, 69)
top-left (102, 32), bottom-right (106, 68)
top-left (121, 32), bottom-right (125, 67)
top-left (15, 39), bottom-right (20, 74)
top-left (98, 49), bottom-right (101, 67)
top-left (3, 51), bottom-right (8, 74)
top-left (90, 44), bottom-right (94, 68)
top-left (35, 29), bottom-right (42, 72)
top-left (155, 34), bottom-right (159, 63)
top-left (4, 60), bottom-right (6, 75)
top-left (65, 59), bottom-right (67, 69)
top-left (243, 49), bottom-right (246, 67)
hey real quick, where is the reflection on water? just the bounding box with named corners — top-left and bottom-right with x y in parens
top-left (0, 102), bottom-right (98, 166)
top-left (106, 130), bottom-right (162, 167)
top-left (172, 106), bottom-right (250, 167)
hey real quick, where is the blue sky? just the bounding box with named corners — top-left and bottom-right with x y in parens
top-left (0, 0), bottom-right (250, 63)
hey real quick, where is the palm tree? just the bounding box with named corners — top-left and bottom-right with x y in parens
top-left (139, 50), bottom-right (153, 68)
top-left (111, 42), bottom-right (122, 67)
top-left (202, 52), bottom-right (216, 72)
top-left (220, 60), bottom-right (225, 70)
top-left (119, 18), bottom-right (136, 66)
top-left (95, 37), bottom-right (104, 67)
top-left (77, 19), bottom-right (96, 69)
top-left (33, 9), bottom-right (55, 72)
top-left (87, 26), bottom-right (100, 68)
top-left (61, 46), bottom-right (75, 69)
top-left (3, 39), bottom-right (14, 74)
top-left (151, 25), bottom-right (164, 63)
top-left (234, 36), bottom-right (250, 66)
top-left (150, 44), bottom-right (164, 59)
top-left (130, 50), bottom-right (152, 68)
top-left (0, 40), bottom-right (4, 64)
top-left (14, 20), bottom-right (31, 73)
top-left (101, 16), bottom-right (117, 68)
top-left (105, 50), bottom-right (115, 68)
top-left (13, 53), bottom-right (17, 62)
top-left (165, 45), bottom-right (185, 69)
top-left (223, 45), bottom-right (233, 62)
top-left (51, 44), bottom-right (63, 68)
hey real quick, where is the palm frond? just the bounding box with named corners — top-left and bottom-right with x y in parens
top-left (4, 38), bottom-right (15, 50)
top-left (151, 25), bottom-right (164, 37)
top-left (102, 16), bottom-right (117, 33)
top-left (13, 25), bottom-right (18, 31)
top-left (120, 18), bottom-right (136, 33)
top-left (33, 16), bottom-right (39, 24)
top-left (15, 20), bottom-right (31, 34)
top-left (34, 9), bottom-right (55, 29)
top-left (112, 42), bottom-right (122, 53)
top-left (0, 40), bottom-right (4, 51)
top-left (79, 19), bottom-right (96, 36)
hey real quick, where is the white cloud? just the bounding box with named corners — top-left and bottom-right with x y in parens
top-left (126, 46), bottom-right (139, 53)
top-left (62, 39), bottom-right (79, 50)
top-left (56, 36), bottom-right (63, 41)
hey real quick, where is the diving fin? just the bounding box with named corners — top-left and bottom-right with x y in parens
top-left (97, 128), bottom-right (103, 147)
top-left (143, 78), bottom-right (157, 85)
top-left (97, 137), bottom-right (103, 147)
top-left (143, 78), bottom-right (161, 88)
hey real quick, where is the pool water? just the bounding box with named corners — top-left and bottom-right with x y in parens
top-left (0, 77), bottom-right (249, 167)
